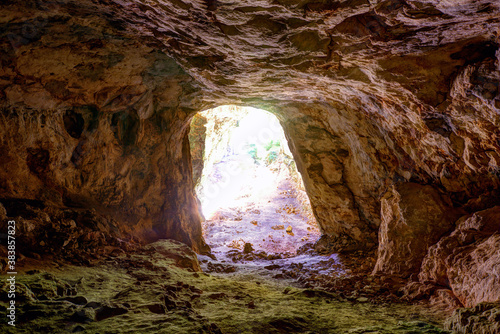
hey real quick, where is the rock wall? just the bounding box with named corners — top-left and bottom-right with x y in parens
top-left (372, 183), bottom-right (464, 277)
top-left (188, 114), bottom-right (208, 187)
top-left (0, 1), bottom-right (209, 253)
top-left (419, 206), bottom-right (500, 307)
top-left (278, 103), bottom-right (388, 250)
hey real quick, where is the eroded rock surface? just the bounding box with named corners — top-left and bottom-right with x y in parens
top-left (372, 183), bottom-right (463, 277)
top-left (419, 206), bottom-right (500, 307)
top-left (0, 1), bottom-right (209, 252)
top-left (1, 0), bottom-right (499, 253)
top-left (445, 302), bottom-right (500, 334)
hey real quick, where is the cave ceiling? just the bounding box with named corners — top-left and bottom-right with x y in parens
top-left (101, 0), bottom-right (499, 107)
top-left (4, 0), bottom-right (498, 107)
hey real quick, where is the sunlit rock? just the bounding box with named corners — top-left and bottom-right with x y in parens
top-left (419, 206), bottom-right (500, 307)
top-left (373, 183), bottom-right (464, 277)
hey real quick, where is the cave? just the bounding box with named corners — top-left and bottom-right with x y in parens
top-left (0, 0), bottom-right (499, 333)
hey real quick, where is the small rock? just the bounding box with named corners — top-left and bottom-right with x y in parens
top-left (264, 264), bottom-right (281, 270)
top-left (95, 305), bottom-right (128, 321)
top-left (164, 295), bottom-right (178, 310)
top-left (70, 308), bottom-right (96, 323)
top-left (64, 296), bottom-right (88, 305)
top-left (356, 297), bottom-right (369, 303)
top-left (286, 225), bottom-right (293, 233)
top-left (243, 243), bottom-right (254, 254)
top-left (109, 248), bottom-right (126, 257)
top-left (72, 325), bottom-right (86, 332)
top-left (85, 302), bottom-right (101, 309)
top-left (207, 292), bottom-right (227, 300)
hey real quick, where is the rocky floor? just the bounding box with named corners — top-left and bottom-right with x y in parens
top-left (0, 239), bottom-right (451, 334)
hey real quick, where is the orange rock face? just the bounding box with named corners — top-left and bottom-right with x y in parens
top-left (419, 206), bottom-right (500, 307)
top-left (372, 183), bottom-right (463, 277)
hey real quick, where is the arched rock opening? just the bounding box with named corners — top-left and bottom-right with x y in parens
top-left (188, 105), bottom-right (320, 254)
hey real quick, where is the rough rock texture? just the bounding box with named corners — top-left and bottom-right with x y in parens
top-left (0, 0), bottom-right (499, 272)
top-left (0, 1), bottom-right (209, 253)
top-left (0, 199), bottom-right (140, 266)
top-left (188, 113), bottom-right (208, 186)
top-left (372, 183), bottom-right (463, 277)
top-left (142, 239), bottom-right (202, 272)
top-left (445, 302), bottom-right (500, 334)
top-left (419, 206), bottom-right (500, 307)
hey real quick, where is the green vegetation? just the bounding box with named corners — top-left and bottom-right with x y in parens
top-left (0, 242), bottom-right (449, 334)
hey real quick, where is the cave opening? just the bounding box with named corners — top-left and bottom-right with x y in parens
top-left (189, 105), bottom-right (320, 257)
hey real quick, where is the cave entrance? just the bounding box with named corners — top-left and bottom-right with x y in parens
top-left (189, 105), bottom-right (320, 257)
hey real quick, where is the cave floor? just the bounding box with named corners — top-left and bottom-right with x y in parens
top-left (1, 241), bottom-right (451, 334)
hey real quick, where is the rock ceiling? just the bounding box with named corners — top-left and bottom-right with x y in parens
top-left (107, 0), bottom-right (499, 106)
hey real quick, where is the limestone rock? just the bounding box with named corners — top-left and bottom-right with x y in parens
top-left (143, 239), bottom-right (202, 272)
top-left (0, 0), bottom-right (499, 265)
top-left (445, 302), bottom-right (500, 334)
top-left (419, 206), bottom-right (500, 307)
top-left (372, 183), bottom-right (463, 277)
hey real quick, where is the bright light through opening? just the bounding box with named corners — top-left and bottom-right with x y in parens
top-left (197, 106), bottom-right (289, 218)
top-left (189, 105), bottom-right (319, 255)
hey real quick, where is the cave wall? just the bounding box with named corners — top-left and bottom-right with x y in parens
top-left (188, 113), bottom-right (208, 187)
top-left (0, 1), bottom-right (209, 253)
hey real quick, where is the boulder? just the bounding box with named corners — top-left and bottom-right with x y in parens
top-left (143, 239), bottom-right (202, 272)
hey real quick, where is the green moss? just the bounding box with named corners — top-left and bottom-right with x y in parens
top-left (0, 255), bottom-right (448, 334)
